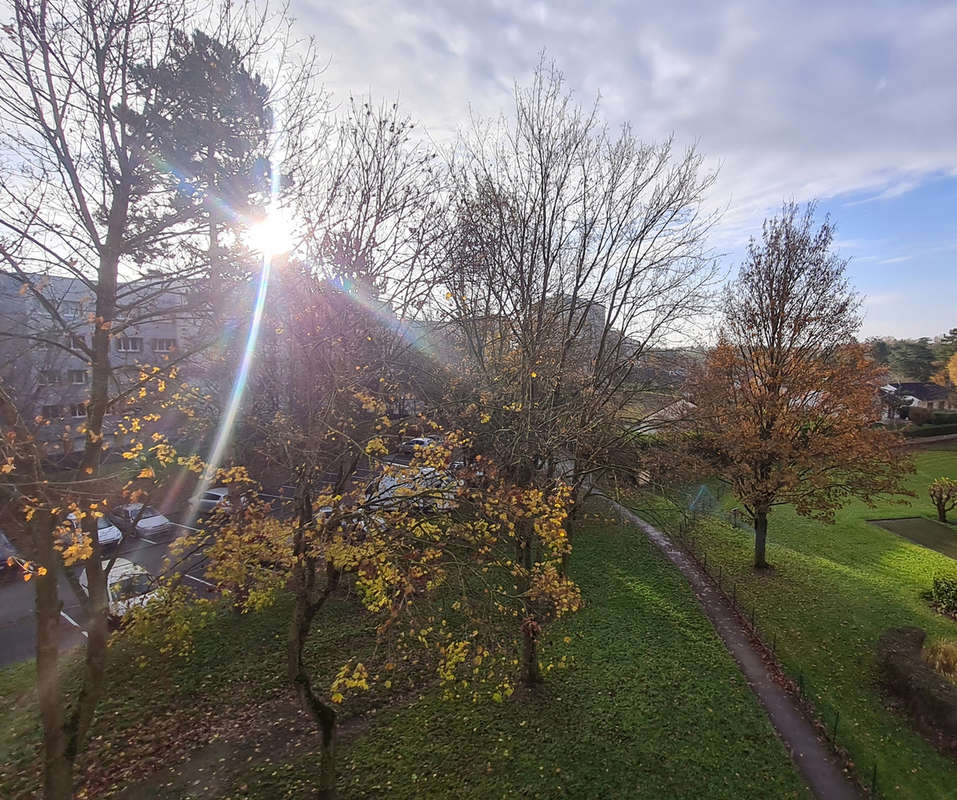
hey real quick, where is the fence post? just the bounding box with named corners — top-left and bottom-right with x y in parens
top-left (831, 709), bottom-right (840, 742)
top-left (870, 762), bottom-right (877, 796)
top-left (797, 673), bottom-right (804, 698)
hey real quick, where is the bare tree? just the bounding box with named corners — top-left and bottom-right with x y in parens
top-left (223, 99), bottom-right (446, 796)
top-left (435, 61), bottom-right (717, 681)
top-left (0, 2), bottom-right (322, 796)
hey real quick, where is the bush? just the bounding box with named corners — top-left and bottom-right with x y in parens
top-left (932, 411), bottom-right (957, 425)
top-left (929, 575), bottom-right (957, 615)
top-left (876, 627), bottom-right (957, 736)
top-left (925, 640), bottom-right (957, 685)
top-left (904, 423), bottom-right (957, 438)
top-left (908, 406), bottom-right (932, 426)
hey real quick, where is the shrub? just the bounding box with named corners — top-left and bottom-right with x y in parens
top-left (925, 640), bottom-right (957, 685)
top-left (929, 477), bottom-right (957, 523)
top-left (929, 575), bottom-right (957, 615)
top-left (932, 411), bottom-right (957, 425)
top-left (908, 406), bottom-right (932, 426)
top-left (876, 627), bottom-right (957, 736)
top-left (904, 423), bottom-right (957, 438)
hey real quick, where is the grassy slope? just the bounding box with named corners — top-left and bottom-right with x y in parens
top-left (1, 522), bottom-right (808, 799)
top-left (241, 522), bottom-right (808, 799)
top-left (647, 448), bottom-right (957, 799)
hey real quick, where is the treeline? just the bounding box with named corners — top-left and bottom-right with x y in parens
top-left (867, 329), bottom-right (957, 384)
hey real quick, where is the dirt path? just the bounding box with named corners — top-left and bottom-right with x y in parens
top-left (604, 498), bottom-right (861, 800)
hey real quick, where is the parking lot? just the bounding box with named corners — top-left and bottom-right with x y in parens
top-left (0, 459), bottom-right (414, 667)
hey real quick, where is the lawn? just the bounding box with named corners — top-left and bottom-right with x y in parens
top-left (0, 521), bottom-right (809, 799)
top-left (633, 446), bottom-right (957, 799)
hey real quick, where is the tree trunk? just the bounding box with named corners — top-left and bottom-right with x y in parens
top-left (34, 515), bottom-right (71, 800)
top-left (521, 619), bottom-right (542, 686)
top-left (286, 477), bottom-right (339, 796)
top-left (288, 577), bottom-right (338, 797)
top-left (937, 502), bottom-right (947, 523)
top-left (65, 539), bottom-right (110, 762)
top-left (754, 508), bottom-right (769, 569)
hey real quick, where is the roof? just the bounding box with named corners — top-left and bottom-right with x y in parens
top-left (885, 382), bottom-right (951, 402)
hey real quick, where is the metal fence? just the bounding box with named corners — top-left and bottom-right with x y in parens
top-left (631, 498), bottom-right (886, 799)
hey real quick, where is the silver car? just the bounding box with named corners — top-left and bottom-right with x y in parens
top-left (109, 503), bottom-right (172, 537)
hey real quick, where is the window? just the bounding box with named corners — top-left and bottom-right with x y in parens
top-left (69, 403), bottom-right (86, 418)
top-left (62, 300), bottom-right (84, 319)
top-left (68, 369), bottom-right (87, 385)
top-left (152, 338), bottom-right (177, 352)
top-left (116, 337), bottom-right (142, 353)
top-left (41, 404), bottom-right (62, 419)
top-left (38, 370), bottom-right (60, 386)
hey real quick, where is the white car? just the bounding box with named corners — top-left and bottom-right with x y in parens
top-left (80, 558), bottom-right (157, 618)
top-left (195, 487), bottom-right (249, 516)
top-left (396, 436), bottom-right (440, 456)
top-left (109, 503), bottom-right (173, 537)
top-left (67, 513), bottom-right (122, 548)
top-left (364, 467), bottom-right (459, 512)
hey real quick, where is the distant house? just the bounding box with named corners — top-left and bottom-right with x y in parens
top-left (879, 382), bottom-right (957, 419)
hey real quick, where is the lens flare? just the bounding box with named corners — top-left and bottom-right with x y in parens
top-left (244, 206), bottom-right (295, 258)
top-left (184, 114), bottom-right (286, 525)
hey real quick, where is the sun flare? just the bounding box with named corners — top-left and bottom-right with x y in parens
top-left (244, 206), bottom-right (295, 258)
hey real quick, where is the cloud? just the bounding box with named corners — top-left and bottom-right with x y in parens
top-left (877, 255), bottom-right (913, 264)
top-left (292, 0), bottom-right (956, 247)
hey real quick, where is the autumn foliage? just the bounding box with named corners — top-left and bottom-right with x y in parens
top-left (929, 477), bottom-right (957, 523)
top-left (690, 203), bottom-right (910, 567)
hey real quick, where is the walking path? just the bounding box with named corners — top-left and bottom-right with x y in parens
top-left (601, 497), bottom-right (861, 800)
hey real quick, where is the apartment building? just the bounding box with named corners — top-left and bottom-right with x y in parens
top-left (0, 272), bottom-right (208, 456)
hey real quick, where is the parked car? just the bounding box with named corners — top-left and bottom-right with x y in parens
top-left (67, 512), bottom-right (122, 548)
top-left (0, 529), bottom-right (17, 575)
top-left (395, 436), bottom-right (439, 456)
top-left (109, 503), bottom-right (173, 537)
top-left (80, 558), bottom-right (157, 619)
top-left (364, 467), bottom-right (459, 512)
top-left (195, 487), bottom-right (249, 517)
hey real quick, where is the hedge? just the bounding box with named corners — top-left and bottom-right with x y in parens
top-left (929, 576), bottom-right (957, 616)
top-left (904, 423), bottom-right (957, 438)
top-left (876, 627), bottom-right (957, 737)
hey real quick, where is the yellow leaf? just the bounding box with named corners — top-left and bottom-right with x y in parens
top-left (137, 467), bottom-right (155, 479)
top-left (37, 566), bottom-right (47, 576)
top-left (23, 572), bottom-right (31, 582)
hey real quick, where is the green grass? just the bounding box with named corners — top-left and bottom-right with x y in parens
top-left (0, 522), bottom-right (809, 799)
top-left (239, 523), bottom-right (809, 799)
top-left (635, 447), bottom-right (957, 800)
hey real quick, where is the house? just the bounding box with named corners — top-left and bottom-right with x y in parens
top-left (879, 382), bottom-right (957, 419)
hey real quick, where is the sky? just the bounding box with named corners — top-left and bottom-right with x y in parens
top-left (291, 0), bottom-right (957, 340)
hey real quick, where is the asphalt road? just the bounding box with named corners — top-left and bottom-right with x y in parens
top-left (0, 459), bottom-right (404, 668)
top-left (0, 508), bottom-right (224, 668)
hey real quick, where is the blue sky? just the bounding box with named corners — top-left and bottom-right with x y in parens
top-left (292, 0), bottom-right (956, 339)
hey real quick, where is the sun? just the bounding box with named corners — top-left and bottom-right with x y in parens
top-left (244, 206), bottom-right (296, 258)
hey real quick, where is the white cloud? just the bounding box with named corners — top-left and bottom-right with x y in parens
top-left (877, 255), bottom-right (913, 264)
top-left (292, 0), bottom-right (957, 247)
